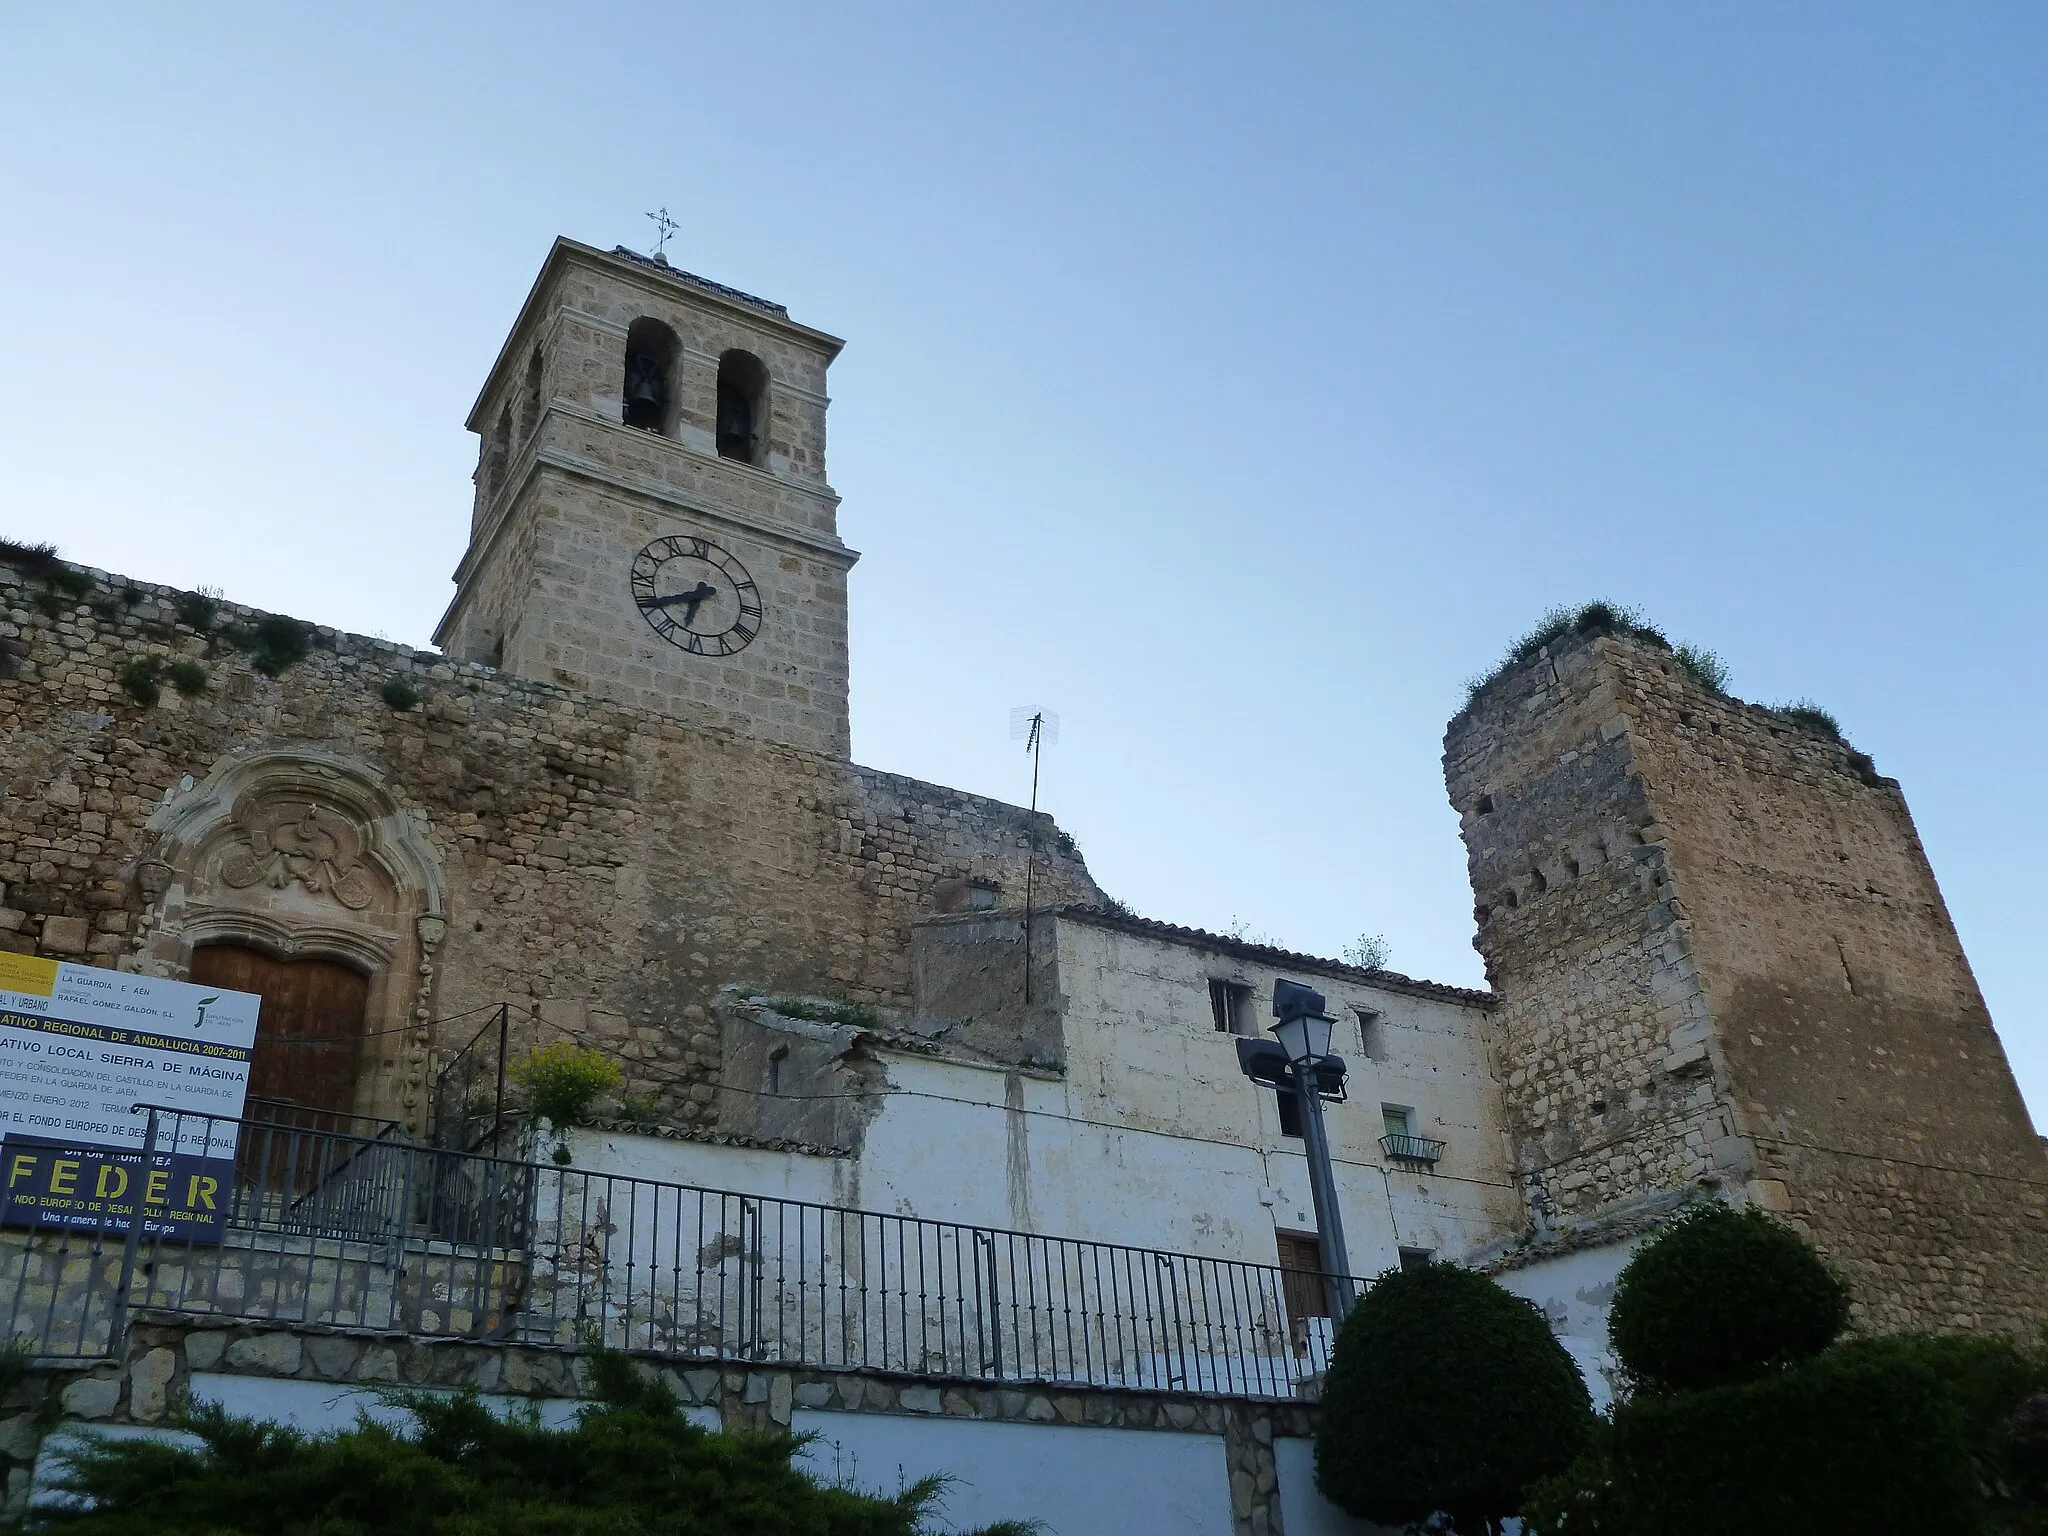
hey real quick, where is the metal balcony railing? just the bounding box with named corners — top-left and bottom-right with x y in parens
top-left (2, 1106), bottom-right (1352, 1400)
top-left (1379, 1132), bottom-right (1446, 1166)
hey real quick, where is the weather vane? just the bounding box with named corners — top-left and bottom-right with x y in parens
top-left (645, 207), bottom-right (679, 260)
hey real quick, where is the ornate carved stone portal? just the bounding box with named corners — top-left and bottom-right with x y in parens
top-left (131, 748), bottom-right (447, 1131)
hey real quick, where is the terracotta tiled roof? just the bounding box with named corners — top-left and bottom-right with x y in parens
top-left (1054, 905), bottom-right (1495, 1008)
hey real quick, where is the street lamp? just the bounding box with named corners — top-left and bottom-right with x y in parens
top-left (1271, 979), bottom-right (1355, 1321)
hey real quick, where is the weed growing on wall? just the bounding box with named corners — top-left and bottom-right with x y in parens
top-left (381, 675), bottom-right (423, 711)
top-left (164, 660), bottom-right (208, 696)
top-left (1340, 933), bottom-right (1390, 970)
top-left (766, 995), bottom-right (885, 1030)
top-left (0, 538), bottom-right (62, 580)
top-left (174, 587), bottom-right (221, 633)
top-left (116, 657), bottom-right (161, 706)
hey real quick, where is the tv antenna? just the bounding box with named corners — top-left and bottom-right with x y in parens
top-left (1010, 709), bottom-right (1060, 1004)
top-left (645, 207), bottom-right (679, 261)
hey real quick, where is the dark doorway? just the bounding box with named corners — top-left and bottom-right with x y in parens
top-left (189, 945), bottom-right (368, 1121)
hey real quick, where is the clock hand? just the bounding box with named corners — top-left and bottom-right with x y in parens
top-left (640, 581), bottom-right (719, 626)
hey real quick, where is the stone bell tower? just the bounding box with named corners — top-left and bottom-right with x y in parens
top-left (435, 238), bottom-right (856, 757)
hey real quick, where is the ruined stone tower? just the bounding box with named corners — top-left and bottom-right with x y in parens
top-left (1446, 626), bottom-right (2048, 1332)
top-left (435, 239), bottom-right (855, 756)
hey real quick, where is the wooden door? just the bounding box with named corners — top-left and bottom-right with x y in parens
top-left (188, 945), bottom-right (368, 1120)
top-left (1275, 1230), bottom-right (1328, 1351)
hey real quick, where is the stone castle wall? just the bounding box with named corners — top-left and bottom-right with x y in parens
top-left (0, 561), bottom-right (1101, 1131)
top-left (1448, 628), bottom-right (2048, 1333)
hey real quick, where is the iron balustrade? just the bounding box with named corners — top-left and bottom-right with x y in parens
top-left (1, 1108), bottom-right (1351, 1399)
top-left (1378, 1132), bottom-right (1446, 1166)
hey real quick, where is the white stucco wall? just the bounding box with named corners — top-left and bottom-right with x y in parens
top-left (572, 919), bottom-right (1521, 1307)
top-left (1490, 1238), bottom-right (1639, 1412)
top-left (1274, 1437), bottom-right (1403, 1536)
top-left (791, 1409), bottom-right (1234, 1536)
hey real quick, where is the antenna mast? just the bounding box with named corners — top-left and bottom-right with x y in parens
top-left (1009, 708), bottom-right (1059, 1006)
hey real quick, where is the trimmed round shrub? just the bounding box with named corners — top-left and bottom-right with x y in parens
top-left (1608, 1203), bottom-right (1848, 1392)
top-left (1601, 1347), bottom-right (1981, 1535)
top-left (1316, 1261), bottom-right (1594, 1532)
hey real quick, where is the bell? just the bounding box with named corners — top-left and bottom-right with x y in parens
top-left (626, 373), bottom-right (663, 409)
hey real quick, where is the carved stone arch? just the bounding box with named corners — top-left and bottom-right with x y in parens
top-left (131, 747), bottom-right (447, 1131)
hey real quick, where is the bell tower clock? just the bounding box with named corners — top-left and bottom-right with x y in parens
top-left (434, 238), bottom-right (856, 758)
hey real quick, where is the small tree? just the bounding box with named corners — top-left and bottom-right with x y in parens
top-left (1607, 1202), bottom-right (1849, 1393)
top-left (509, 1042), bottom-right (624, 1162)
top-left (1316, 1262), bottom-right (1594, 1533)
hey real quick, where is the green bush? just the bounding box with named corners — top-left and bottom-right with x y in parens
top-left (1316, 1261), bottom-right (1594, 1532)
top-left (116, 656), bottom-right (161, 706)
top-left (509, 1041), bottom-right (625, 1131)
top-left (38, 1344), bottom-right (1030, 1535)
top-left (1599, 1347), bottom-right (1983, 1535)
top-left (381, 675), bottom-right (422, 711)
top-left (1608, 1203), bottom-right (1849, 1392)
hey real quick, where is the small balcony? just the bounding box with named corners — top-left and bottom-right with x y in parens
top-left (1379, 1132), bottom-right (1446, 1167)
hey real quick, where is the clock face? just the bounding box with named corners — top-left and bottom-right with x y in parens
top-left (630, 535), bottom-right (763, 656)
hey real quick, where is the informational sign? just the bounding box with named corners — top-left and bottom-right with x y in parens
top-left (0, 954), bottom-right (258, 1242)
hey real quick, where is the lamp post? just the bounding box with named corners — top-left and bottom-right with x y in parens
top-left (1271, 979), bottom-right (1355, 1321)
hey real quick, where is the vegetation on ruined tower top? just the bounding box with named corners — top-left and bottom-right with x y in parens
top-left (1317, 1260), bottom-right (1594, 1533)
top-left (1607, 1202), bottom-right (1850, 1393)
top-left (174, 587), bottom-right (221, 633)
top-left (1466, 600), bottom-right (1730, 705)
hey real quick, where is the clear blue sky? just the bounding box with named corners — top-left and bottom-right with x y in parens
top-left (3, 5), bottom-right (2043, 1114)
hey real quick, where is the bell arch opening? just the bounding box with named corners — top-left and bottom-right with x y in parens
top-left (716, 349), bottom-right (769, 464)
top-left (623, 319), bottom-right (681, 434)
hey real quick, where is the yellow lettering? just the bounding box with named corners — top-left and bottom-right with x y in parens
top-left (48, 1160), bottom-right (78, 1196)
top-left (186, 1174), bottom-right (218, 1211)
top-left (144, 1169), bottom-right (169, 1207)
top-left (8, 1153), bottom-right (37, 1189)
top-left (95, 1164), bottom-right (128, 1200)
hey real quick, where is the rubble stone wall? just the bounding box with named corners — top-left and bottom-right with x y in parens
top-left (1448, 628), bottom-right (2048, 1333)
top-left (0, 563), bottom-right (1101, 1129)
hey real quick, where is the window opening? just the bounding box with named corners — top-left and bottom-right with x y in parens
top-left (1278, 1087), bottom-right (1304, 1139)
top-left (716, 349), bottom-right (769, 463)
top-left (768, 1044), bottom-right (789, 1096)
top-left (1354, 1008), bottom-right (1384, 1063)
top-left (1208, 979), bottom-right (1253, 1036)
top-left (1398, 1246), bottom-right (1434, 1272)
top-left (1382, 1104), bottom-right (1415, 1140)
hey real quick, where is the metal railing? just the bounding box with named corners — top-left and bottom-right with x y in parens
top-left (1379, 1132), bottom-right (1446, 1166)
top-left (2, 1108), bottom-right (1351, 1399)
top-left (431, 1004), bottom-right (515, 1156)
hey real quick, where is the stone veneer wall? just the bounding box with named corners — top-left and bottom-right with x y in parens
top-left (0, 563), bottom-right (1101, 1130)
top-left (4, 1318), bottom-right (1310, 1536)
top-left (1447, 628), bottom-right (2048, 1333)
